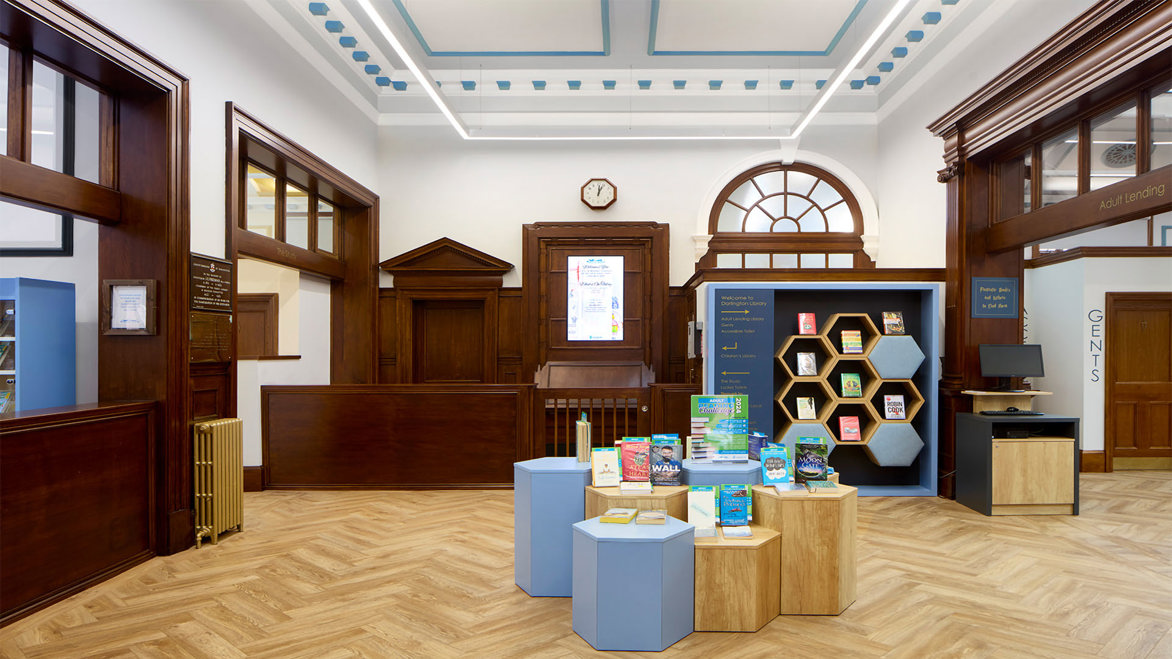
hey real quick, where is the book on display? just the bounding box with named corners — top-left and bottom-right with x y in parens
top-left (760, 445), bottom-right (791, 485)
top-left (718, 484), bottom-right (751, 526)
top-left (591, 447), bottom-right (620, 487)
top-left (796, 352), bottom-right (817, 376)
top-left (635, 510), bottom-right (667, 525)
top-left (722, 525), bottom-right (753, 538)
top-left (688, 486), bottom-right (718, 537)
top-left (690, 394), bottom-right (749, 462)
top-left (838, 416), bottom-right (861, 441)
top-left (649, 441), bottom-right (683, 486)
top-left (619, 481), bottom-right (653, 494)
top-left (840, 373), bottom-right (863, 398)
top-left (798, 313), bottom-right (817, 335)
top-left (841, 330), bottom-right (864, 354)
top-left (575, 414), bottom-right (592, 463)
top-left (620, 438), bottom-right (651, 481)
top-left (884, 395), bottom-right (906, 420)
top-left (796, 396), bottom-right (817, 420)
top-left (882, 311), bottom-right (905, 335)
top-left (600, 508), bottom-right (637, 523)
top-left (794, 437), bottom-right (829, 484)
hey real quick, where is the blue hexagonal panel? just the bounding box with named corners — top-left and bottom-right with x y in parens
top-left (776, 423), bottom-right (835, 457)
top-left (866, 424), bottom-right (924, 467)
top-left (869, 335), bottom-right (925, 379)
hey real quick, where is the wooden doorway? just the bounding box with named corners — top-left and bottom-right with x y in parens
top-left (412, 299), bottom-right (486, 383)
top-left (1105, 293), bottom-right (1172, 471)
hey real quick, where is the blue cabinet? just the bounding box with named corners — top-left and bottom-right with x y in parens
top-left (0, 278), bottom-right (75, 415)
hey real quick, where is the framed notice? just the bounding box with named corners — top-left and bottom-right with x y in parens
top-left (190, 254), bottom-right (233, 313)
top-left (101, 279), bottom-right (157, 335)
top-left (971, 277), bottom-right (1019, 319)
top-left (567, 256), bottom-right (623, 341)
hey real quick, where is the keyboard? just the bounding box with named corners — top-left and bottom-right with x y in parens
top-left (979, 410), bottom-right (1044, 416)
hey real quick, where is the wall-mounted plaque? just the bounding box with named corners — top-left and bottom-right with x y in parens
top-left (189, 312), bottom-right (232, 363)
top-left (971, 277), bottom-right (1019, 319)
top-left (190, 254), bottom-right (233, 313)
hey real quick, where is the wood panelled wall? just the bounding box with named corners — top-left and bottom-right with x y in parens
top-left (379, 286), bottom-right (690, 385)
top-left (928, 0), bottom-right (1172, 494)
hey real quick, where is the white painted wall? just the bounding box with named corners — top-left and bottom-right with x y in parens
top-left (1026, 257), bottom-right (1172, 452)
top-left (238, 258), bottom-right (301, 355)
top-left (0, 218), bottom-right (99, 404)
top-left (378, 123), bottom-right (881, 286)
top-left (238, 273), bottom-right (331, 465)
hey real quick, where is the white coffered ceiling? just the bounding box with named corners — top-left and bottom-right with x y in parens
top-left (251, 0), bottom-right (1032, 139)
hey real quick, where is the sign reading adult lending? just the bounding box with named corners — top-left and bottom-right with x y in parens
top-left (711, 288), bottom-right (774, 436)
top-left (567, 256), bottom-right (623, 341)
top-left (190, 254), bottom-right (233, 313)
top-left (971, 277), bottom-right (1019, 319)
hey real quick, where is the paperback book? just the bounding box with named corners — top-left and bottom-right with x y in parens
top-left (805, 480), bottom-right (839, 492)
top-left (795, 396), bottom-right (817, 420)
top-left (841, 373), bottom-right (863, 398)
top-left (760, 445), bottom-right (791, 485)
top-left (688, 486), bottom-right (718, 537)
top-left (620, 481), bottom-right (653, 494)
top-left (690, 394), bottom-right (749, 462)
top-left (649, 441), bottom-right (683, 486)
top-left (0, 390), bottom-right (11, 415)
top-left (591, 447), bottom-right (620, 487)
top-left (796, 352), bottom-right (817, 376)
top-left (620, 438), bottom-right (651, 481)
top-left (794, 437), bottom-right (829, 485)
top-left (635, 510), bottom-right (667, 525)
top-left (798, 312), bottom-right (817, 335)
top-left (838, 416), bottom-right (862, 441)
top-left (575, 414), bottom-right (592, 463)
top-left (885, 394), bottom-right (907, 420)
top-left (719, 484), bottom-right (752, 526)
top-left (841, 329), bottom-right (864, 354)
top-left (600, 507), bottom-right (637, 523)
top-left (747, 432), bottom-right (767, 462)
top-left (882, 311), bottom-right (905, 335)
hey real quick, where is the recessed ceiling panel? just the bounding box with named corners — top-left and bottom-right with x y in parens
top-left (393, 0), bottom-right (608, 55)
top-left (652, 0), bottom-right (865, 55)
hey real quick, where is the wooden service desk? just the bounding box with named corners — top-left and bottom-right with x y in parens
top-left (751, 483), bottom-right (858, 615)
top-left (694, 525), bottom-right (781, 631)
top-left (584, 485), bottom-right (688, 520)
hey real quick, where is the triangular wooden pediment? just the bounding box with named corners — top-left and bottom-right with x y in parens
top-left (379, 238), bottom-right (513, 276)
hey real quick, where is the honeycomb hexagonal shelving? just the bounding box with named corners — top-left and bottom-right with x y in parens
top-left (865, 423), bottom-right (925, 467)
top-left (776, 334), bottom-right (836, 379)
top-left (775, 422), bottom-right (835, 457)
top-left (869, 335), bottom-right (926, 379)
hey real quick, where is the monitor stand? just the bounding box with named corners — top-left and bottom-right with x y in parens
top-left (962, 389), bottom-right (1052, 413)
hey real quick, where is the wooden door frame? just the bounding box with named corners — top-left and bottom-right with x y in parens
top-left (1104, 291), bottom-right (1172, 471)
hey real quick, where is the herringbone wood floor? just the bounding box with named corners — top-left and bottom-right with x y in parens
top-left (2, 471), bottom-right (1169, 658)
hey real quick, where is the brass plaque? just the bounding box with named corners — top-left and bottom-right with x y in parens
top-left (190, 254), bottom-right (233, 313)
top-left (190, 312), bottom-right (232, 363)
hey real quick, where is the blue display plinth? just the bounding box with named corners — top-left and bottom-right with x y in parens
top-left (681, 459), bottom-right (762, 486)
top-left (572, 516), bottom-right (694, 652)
top-left (514, 457), bottom-right (592, 597)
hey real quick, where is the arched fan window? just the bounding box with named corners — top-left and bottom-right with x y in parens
top-left (702, 162), bottom-right (872, 269)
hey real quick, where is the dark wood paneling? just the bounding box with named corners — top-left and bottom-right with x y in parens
top-left (522, 222), bottom-right (669, 380)
top-left (1106, 293), bottom-right (1172, 464)
top-left (243, 466), bottom-right (264, 492)
top-left (650, 383), bottom-right (701, 437)
top-left (666, 287), bottom-right (689, 383)
top-left (987, 166), bottom-right (1171, 251)
top-left (498, 288), bottom-right (523, 383)
top-left (682, 268), bottom-right (946, 290)
top-left (0, 158), bottom-right (121, 223)
top-left (378, 289), bottom-right (397, 383)
top-left (189, 361), bottom-right (229, 422)
top-left (1027, 246), bottom-right (1172, 267)
top-left (262, 385), bottom-right (533, 487)
top-left (1080, 450), bottom-right (1106, 473)
top-left (237, 293), bottom-right (278, 358)
top-left (1, 402), bottom-right (156, 625)
top-left (412, 300), bottom-right (485, 383)
top-left (234, 228), bottom-right (345, 281)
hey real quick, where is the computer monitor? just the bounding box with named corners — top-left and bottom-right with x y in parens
top-left (979, 344), bottom-right (1045, 392)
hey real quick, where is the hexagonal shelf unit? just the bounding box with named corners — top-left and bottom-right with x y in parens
top-left (864, 423), bottom-right (925, 467)
top-left (821, 313), bottom-right (881, 357)
top-left (775, 422), bottom-right (835, 457)
top-left (825, 400), bottom-right (881, 444)
top-left (870, 380), bottom-right (925, 423)
top-left (776, 334), bottom-right (836, 379)
top-left (827, 357), bottom-right (880, 402)
top-left (776, 378), bottom-right (837, 424)
top-left (869, 335), bottom-right (926, 379)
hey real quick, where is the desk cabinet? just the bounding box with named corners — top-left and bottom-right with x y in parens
top-left (956, 414), bottom-right (1079, 516)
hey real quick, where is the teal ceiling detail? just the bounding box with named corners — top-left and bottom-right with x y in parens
top-left (647, 0), bottom-right (866, 56)
top-left (497, 81), bottom-right (511, 91)
top-left (324, 20), bottom-right (343, 33)
top-left (308, 2), bottom-right (328, 17)
top-left (744, 80), bottom-right (758, 90)
top-left (392, 0), bottom-right (610, 57)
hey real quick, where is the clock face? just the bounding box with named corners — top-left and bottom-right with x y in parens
top-left (581, 178), bottom-right (616, 209)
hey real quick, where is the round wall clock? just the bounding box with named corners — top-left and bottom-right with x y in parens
top-left (581, 178), bottom-right (617, 210)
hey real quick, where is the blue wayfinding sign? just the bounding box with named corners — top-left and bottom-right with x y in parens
top-left (712, 289), bottom-right (774, 437)
top-left (971, 277), bottom-right (1019, 319)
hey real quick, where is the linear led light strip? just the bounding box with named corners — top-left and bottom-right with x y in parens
top-left (354, 0), bottom-right (913, 141)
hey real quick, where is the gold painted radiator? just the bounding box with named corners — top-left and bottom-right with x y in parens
top-left (194, 418), bottom-right (244, 547)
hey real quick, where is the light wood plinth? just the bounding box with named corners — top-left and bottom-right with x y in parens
top-left (751, 483), bottom-right (857, 615)
top-left (693, 525), bottom-right (780, 631)
top-left (963, 389), bottom-right (1051, 413)
top-left (992, 437), bottom-right (1075, 512)
top-left (584, 485), bottom-right (688, 520)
